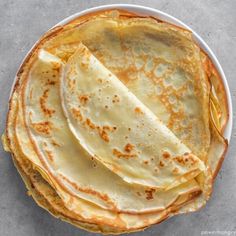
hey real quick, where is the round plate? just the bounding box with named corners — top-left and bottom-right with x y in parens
top-left (14, 4), bottom-right (233, 142)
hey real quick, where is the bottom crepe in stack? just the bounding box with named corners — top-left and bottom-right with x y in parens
top-left (2, 10), bottom-right (228, 234)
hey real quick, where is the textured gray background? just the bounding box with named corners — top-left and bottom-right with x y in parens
top-left (0, 1), bottom-right (235, 235)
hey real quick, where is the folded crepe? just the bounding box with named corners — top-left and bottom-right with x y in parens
top-left (60, 44), bottom-right (205, 190)
top-left (2, 9), bottom-right (228, 234)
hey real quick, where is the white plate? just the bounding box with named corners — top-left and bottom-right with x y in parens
top-left (14, 4), bottom-right (233, 142)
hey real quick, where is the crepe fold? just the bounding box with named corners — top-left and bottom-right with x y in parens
top-left (2, 9), bottom-right (228, 234)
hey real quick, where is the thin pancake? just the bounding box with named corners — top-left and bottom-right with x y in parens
top-left (20, 47), bottom-right (202, 214)
top-left (60, 43), bottom-right (205, 189)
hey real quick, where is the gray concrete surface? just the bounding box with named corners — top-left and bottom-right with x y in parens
top-left (0, 0), bottom-right (235, 235)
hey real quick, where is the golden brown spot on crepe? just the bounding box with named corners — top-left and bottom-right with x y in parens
top-left (52, 62), bottom-right (61, 72)
top-left (143, 160), bottom-right (149, 165)
top-left (71, 108), bottom-right (83, 122)
top-left (173, 154), bottom-right (198, 166)
top-left (112, 95), bottom-right (120, 103)
top-left (79, 95), bottom-right (89, 105)
top-left (136, 192), bottom-right (141, 196)
top-left (45, 79), bottom-right (56, 86)
top-left (98, 128), bottom-right (110, 142)
top-left (98, 126), bottom-right (116, 143)
top-left (97, 78), bottom-right (103, 83)
top-left (163, 151), bottom-right (170, 159)
top-left (124, 143), bottom-right (134, 153)
top-left (159, 160), bottom-right (165, 167)
top-left (103, 126), bottom-right (113, 131)
top-left (51, 140), bottom-right (60, 147)
top-left (84, 118), bottom-right (115, 142)
top-left (85, 118), bottom-right (96, 129)
top-left (31, 121), bottom-right (53, 135)
top-left (145, 188), bottom-right (156, 200)
top-left (39, 89), bottom-right (55, 117)
top-left (186, 154), bottom-right (198, 166)
top-left (173, 156), bottom-right (185, 165)
top-left (91, 157), bottom-right (98, 168)
top-left (93, 163), bottom-right (97, 168)
top-left (134, 107), bottom-right (144, 114)
top-left (45, 149), bottom-right (54, 162)
top-left (172, 167), bottom-right (179, 174)
top-left (113, 148), bottom-right (137, 159)
top-left (116, 66), bottom-right (137, 84)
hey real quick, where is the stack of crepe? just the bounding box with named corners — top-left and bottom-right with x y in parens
top-left (2, 10), bottom-right (228, 234)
